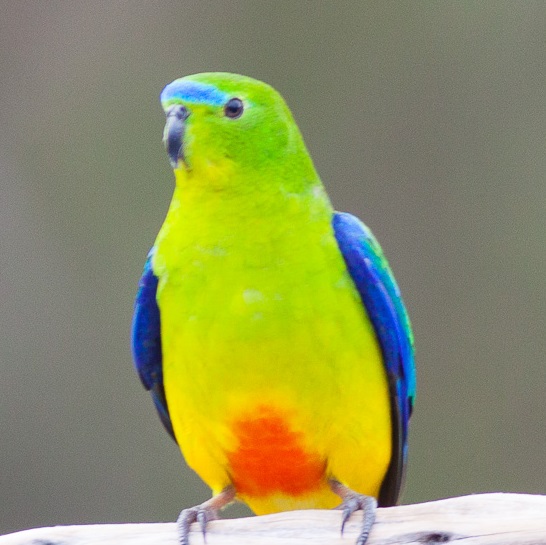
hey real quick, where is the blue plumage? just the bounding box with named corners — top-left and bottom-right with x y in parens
top-left (160, 79), bottom-right (227, 107)
top-left (131, 250), bottom-right (174, 438)
top-left (333, 211), bottom-right (415, 505)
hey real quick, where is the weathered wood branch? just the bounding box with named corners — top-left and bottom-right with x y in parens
top-left (1, 493), bottom-right (545, 545)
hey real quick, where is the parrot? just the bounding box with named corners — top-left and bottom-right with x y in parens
top-left (132, 72), bottom-right (415, 545)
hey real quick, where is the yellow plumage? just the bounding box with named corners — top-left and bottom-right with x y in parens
top-left (153, 167), bottom-right (392, 514)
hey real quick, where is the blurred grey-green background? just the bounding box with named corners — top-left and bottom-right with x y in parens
top-left (1, 1), bottom-right (545, 535)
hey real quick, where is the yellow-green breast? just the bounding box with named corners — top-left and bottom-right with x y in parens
top-left (152, 167), bottom-right (392, 514)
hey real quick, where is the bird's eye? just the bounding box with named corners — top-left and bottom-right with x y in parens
top-left (224, 98), bottom-right (244, 119)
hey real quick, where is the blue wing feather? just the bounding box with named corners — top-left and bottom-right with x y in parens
top-left (333, 212), bottom-right (415, 506)
top-left (131, 250), bottom-right (174, 439)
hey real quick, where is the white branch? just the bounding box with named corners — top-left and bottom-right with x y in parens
top-left (1, 493), bottom-right (545, 545)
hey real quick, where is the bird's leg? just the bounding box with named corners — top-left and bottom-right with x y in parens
top-left (177, 485), bottom-right (236, 545)
top-left (329, 479), bottom-right (377, 545)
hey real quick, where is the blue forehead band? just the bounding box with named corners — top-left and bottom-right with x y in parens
top-left (160, 80), bottom-right (227, 107)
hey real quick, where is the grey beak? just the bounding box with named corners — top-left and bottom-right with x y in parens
top-left (163, 105), bottom-right (189, 169)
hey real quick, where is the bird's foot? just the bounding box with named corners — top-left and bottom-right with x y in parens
top-left (330, 479), bottom-right (377, 545)
top-left (176, 486), bottom-right (236, 545)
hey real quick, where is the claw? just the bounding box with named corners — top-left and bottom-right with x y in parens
top-left (330, 479), bottom-right (377, 545)
top-left (176, 486), bottom-right (236, 545)
top-left (197, 507), bottom-right (217, 538)
top-left (177, 506), bottom-right (200, 545)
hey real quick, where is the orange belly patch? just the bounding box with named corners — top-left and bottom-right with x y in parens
top-left (228, 406), bottom-right (326, 497)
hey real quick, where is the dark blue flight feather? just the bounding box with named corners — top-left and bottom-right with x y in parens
top-left (131, 250), bottom-right (174, 439)
top-left (333, 212), bottom-right (415, 506)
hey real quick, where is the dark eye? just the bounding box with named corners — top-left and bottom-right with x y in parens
top-left (224, 98), bottom-right (244, 119)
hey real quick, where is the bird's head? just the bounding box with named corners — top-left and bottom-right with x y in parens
top-left (160, 73), bottom-right (318, 192)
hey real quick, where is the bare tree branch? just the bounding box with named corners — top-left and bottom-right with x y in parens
top-left (1, 493), bottom-right (545, 545)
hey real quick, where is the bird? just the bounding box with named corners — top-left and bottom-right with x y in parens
top-left (132, 72), bottom-right (415, 545)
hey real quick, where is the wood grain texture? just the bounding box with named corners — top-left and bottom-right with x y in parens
top-left (1, 493), bottom-right (545, 545)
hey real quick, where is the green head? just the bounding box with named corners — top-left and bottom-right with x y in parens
top-left (160, 73), bottom-right (319, 192)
